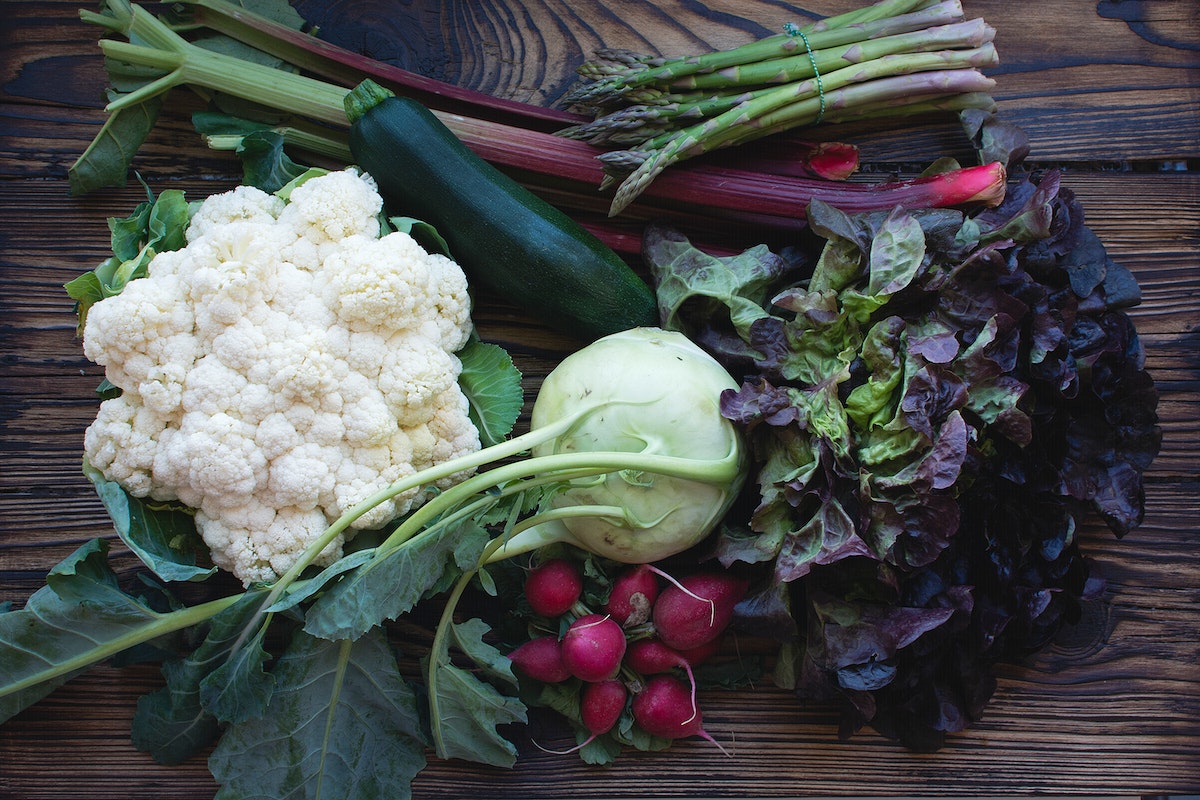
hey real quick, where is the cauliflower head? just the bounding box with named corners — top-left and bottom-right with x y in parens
top-left (82, 170), bottom-right (480, 585)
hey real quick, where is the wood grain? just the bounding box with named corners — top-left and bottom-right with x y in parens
top-left (1, 0), bottom-right (1198, 798)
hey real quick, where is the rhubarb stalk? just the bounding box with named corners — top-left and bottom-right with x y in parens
top-left (74, 0), bottom-right (1006, 250)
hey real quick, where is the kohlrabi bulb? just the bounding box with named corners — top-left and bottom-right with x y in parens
top-left (527, 326), bottom-right (746, 563)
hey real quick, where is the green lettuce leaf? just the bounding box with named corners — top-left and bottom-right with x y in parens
top-left (643, 223), bottom-right (791, 339)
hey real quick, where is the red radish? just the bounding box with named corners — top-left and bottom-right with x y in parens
top-left (507, 635), bottom-right (571, 683)
top-left (651, 571), bottom-right (748, 651)
top-left (631, 674), bottom-right (728, 754)
top-left (560, 614), bottom-right (627, 682)
top-left (524, 557), bottom-right (584, 618)
top-left (624, 638), bottom-right (701, 723)
top-left (533, 678), bottom-right (628, 755)
top-left (580, 678), bottom-right (628, 736)
top-left (625, 638), bottom-right (694, 675)
top-left (603, 564), bottom-right (660, 626)
top-left (676, 635), bottom-right (723, 667)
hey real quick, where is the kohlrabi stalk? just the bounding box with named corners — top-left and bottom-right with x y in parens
top-left (274, 326), bottom-right (746, 592)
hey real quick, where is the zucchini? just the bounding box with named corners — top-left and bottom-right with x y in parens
top-left (344, 80), bottom-right (657, 340)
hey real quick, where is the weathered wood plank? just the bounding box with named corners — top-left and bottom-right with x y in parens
top-left (2, 1), bottom-right (1197, 173)
top-left (0, 0), bottom-right (1197, 797)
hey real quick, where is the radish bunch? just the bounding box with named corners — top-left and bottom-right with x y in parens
top-left (506, 556), bottom-right (749, 756)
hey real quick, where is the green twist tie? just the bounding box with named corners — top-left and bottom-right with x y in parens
top-left (783, 22), bottom-right (826, 124)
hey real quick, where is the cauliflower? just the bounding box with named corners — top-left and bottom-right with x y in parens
top-left (82, 169), bottom-right (480, 585)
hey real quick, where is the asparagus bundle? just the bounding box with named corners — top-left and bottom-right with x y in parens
top-left (561, 0), bottom-right (1000, 214)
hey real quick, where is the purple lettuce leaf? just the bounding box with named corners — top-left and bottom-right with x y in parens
top-left (647, 166), bottom-right (1160, 752)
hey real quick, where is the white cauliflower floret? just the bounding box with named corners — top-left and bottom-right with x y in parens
top-left (185, 184), bottom-right (285, 243)
top-left (277, 169), bottom-right (382, 254)
top-left (82, 273), bottom-right (194, 385)
top-left (427, 389), bottom-right (484, 472)
top-left (424, 252), bottom-right (474, 351)
top-left (180, 354), bottom-right (250, 417)
top-left (84, 393), bottom-right (169, 498)
top-left (323, 231), bottom-right (472, 351)
top-left (166, 411), bottom-right (269, 508)
top-left (263, 442), bottom-right (336, 511)
top-left (196, 502), bottom-right (338, 585)
top-left (185, 223), bottom-right (287, 337)
top-left (376, 336), bottom-right (462, 427)
top-left (80, 169), bottom-right (481, 585)
top-left (328, 460), bottom-right (418, 531)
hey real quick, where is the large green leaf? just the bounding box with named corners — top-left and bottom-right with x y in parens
top-left (236, 130), bottom-right (310, 193)
top-left (426, 618), bottom-right (525, 767)
top-left (456, 339), bottom-right (524, 448)
top-left (84, 461), bottom-right (216, 583)
top-left (68, 95), bottom-right (163, 196)
top-left (302, 521), bottom-right (489, 641)
top-left (209, 629), bottom-right (427, 800)
top-left (131, 590), bottom-right (274, 765)
top-left (0, 540), bottom-right (233, 724)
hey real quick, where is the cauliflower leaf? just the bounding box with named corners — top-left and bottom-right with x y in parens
top-left (456, 338), bottom-right (523, 448)
top-left (209, 628), bottom-right (427, 800)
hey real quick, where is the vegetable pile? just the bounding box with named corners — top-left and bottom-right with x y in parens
top-left (0, 0), bottom-right (1166, 796)
top-left (72, 0), bottom-right (1009, 265)
top-left (1, 306), bottom-right (748, 794)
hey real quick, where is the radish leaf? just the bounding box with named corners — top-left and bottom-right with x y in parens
top-left (209, 628), bottom-right (426, 800)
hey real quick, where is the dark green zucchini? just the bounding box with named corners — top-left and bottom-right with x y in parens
top-left (344, 80), bottom-right (657, 340)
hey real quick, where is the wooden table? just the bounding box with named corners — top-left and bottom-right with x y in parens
top-left (2, 0), bottom-right (1198, 797)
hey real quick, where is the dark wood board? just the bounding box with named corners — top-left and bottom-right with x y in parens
top-left (1, 0), bottom-right (1198, 798)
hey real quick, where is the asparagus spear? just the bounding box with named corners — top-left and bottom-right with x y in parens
top-left (562, 0), bottom-right (1002, 213)
top-left (606, 47), bottom-right (999, 213)
top-left (561, 18), bottom-right (995, 148)
top-left (564, 0), bottom-right (962, 108)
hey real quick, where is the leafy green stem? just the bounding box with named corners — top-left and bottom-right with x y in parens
top-left (374, 440), bottom-right (745, 560)
top-left (97, 13), bottom-right (350, 125)
top-left (1, 591), bottom-right (242, 699)
top-left (424, 533), bottom-right (513, 759)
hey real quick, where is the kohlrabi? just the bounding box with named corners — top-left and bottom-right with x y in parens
top-left (489, 326), bottom-right (748, 563)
